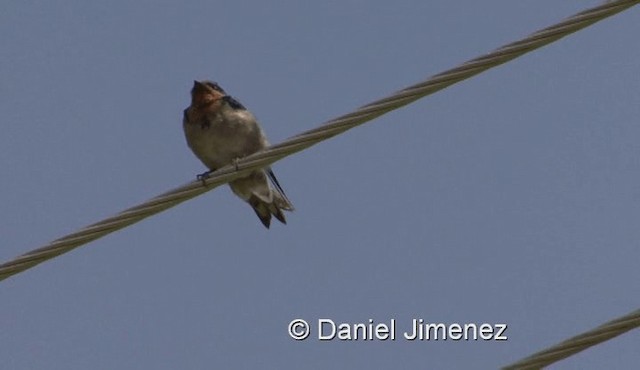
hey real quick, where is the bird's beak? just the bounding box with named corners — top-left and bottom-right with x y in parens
top-left (191, 80), bottom-right (211, 98)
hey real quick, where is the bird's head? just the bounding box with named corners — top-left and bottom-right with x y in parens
top-left (190, 80), bottom-right (226, 109)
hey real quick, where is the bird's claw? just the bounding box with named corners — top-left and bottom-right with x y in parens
top-left (196, 170), bottom-right (214, 186)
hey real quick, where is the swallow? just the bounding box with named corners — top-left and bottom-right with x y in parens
top-left (182, 80), bottom-right (294, 228)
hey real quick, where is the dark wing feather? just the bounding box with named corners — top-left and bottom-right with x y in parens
top-left (222, 95), bottom-right (246, 110)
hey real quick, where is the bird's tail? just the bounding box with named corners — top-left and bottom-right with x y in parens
top-left (248, 195), bottom-right (289, 228)
top-left (240, 168), bottom-right (293, 228)
top-left (251, 169), bottom-right (294, 228)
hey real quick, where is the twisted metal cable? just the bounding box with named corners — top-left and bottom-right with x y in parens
top-left (503, 308), bottom-right (640, 369)
top-left (1, 0), bottom-right (638, 283)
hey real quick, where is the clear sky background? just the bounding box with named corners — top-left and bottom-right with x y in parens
top-left (1, 1), bottom-right (639, 369)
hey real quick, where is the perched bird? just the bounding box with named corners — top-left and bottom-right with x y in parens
top-left (182, 80), bottom-right (294, 228)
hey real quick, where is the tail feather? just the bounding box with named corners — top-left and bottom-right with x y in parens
top-left (273, 207), bottom-right (287, 224)
top-left (231, 169), bottom-right (294, 229)
top-left (248, 194), bottom-right (291, 228)
top-left (249, 196), bottom-right (273, 228)
top-left (267, 168), bottom-right (294, 211)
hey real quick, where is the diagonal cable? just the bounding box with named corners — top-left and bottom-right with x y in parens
top-left (1, 0), bottom-right (638, 282)
top-left (503, 308), bottom-right (640, 369)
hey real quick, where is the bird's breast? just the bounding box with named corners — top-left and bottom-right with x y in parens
top-left (183, 110), bottom-right (266, 170)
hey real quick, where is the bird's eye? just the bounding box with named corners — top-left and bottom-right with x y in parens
top-left (205, 82), bottom-right (225, 93)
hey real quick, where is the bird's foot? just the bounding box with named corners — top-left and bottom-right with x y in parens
top-left (232, 158), bottom-right (240, 171)
top-left (196, 170), bottom-right (214, 186)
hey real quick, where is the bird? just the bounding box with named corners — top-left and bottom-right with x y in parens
top-left (182, 80), bottom-right (294, 228)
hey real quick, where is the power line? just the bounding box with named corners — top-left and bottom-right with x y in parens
top-left (503, 308), bottom-right (640, 369)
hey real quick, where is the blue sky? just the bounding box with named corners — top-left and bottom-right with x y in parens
top-left (1, 1), bottom-right (639, 369)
